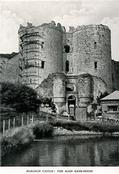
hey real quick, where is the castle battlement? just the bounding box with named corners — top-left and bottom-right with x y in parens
top-left (0, 20), bottom-right (119, 121)
top-left (19, 21), bottom-right (66, 35)
top-left (68, 24), bottom-right (110, 33)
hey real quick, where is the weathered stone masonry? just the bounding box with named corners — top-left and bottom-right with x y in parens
top-left (0, 21), bottom-right (119, 120)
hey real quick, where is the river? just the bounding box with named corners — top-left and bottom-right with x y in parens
top-left (2, 136), bottom-right (119, 166)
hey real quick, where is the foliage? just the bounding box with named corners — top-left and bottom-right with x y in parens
top-left (33, 122), bottom-right (53, 138)
top-left (1, 82), bottom-right (41, 113)
top-left (1, 127), bottom-right (34, 157)
top-left (41, 97), bottom-right (56, 112)
top-left (96, 91), bottom-right (109, 104)
top-left (50, 120), bottom-right (119, 133)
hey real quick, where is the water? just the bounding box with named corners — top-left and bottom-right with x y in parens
top-left (2, 136), bottom-right (119, 166)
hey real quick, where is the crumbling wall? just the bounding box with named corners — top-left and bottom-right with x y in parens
top-left (77, 73), bottom-right (107, 105)
top-left (77, 73), bottom-right (94, 106)
top-left (35, 74), bottom-right (54, 99)
top-left (53, 73), bottom-right (66, 107)
top-left (93, 76), bottom-right (107, 101)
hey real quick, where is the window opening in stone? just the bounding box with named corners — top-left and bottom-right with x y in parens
top-left (64, 45), bottom-right (70, 53)
top-left (41, 61), bottom-right (45, 68)
top-left (94, 42), bottom-right (97, 49)
top-left (65, 60), bottom-right (69, 72)
top-left (41, 42), bottom-right (44, 48)
top-left (94, 62), bottom-right (97, 69)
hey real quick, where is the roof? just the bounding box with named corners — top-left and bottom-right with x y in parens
top-left (101, 90), bottom-right (119, 101)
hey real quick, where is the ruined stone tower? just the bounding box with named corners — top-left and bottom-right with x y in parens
top-left (18, 22), bottom-right (65, 89)
top-left (65, 24), bottom-right (112, 93)
top-left (18, 22), bottom-right (112, 92)
top-left (17, 21), bottom-right (115, 120)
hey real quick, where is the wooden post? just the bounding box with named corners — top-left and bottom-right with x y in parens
top-left (8, 119), bottom-right (11, 130)
top-left (27, 115), bottom-right (29, 125)
top-left (21, 116), bottom-right (24, 126)
top-left (3, 120), bottom-right (5, 134)
top-left (13, 117), bottom-right (15, 128)
top-left (68, 114), bottom-right (70, 121)
top-left (94, 110), bottom-right (96, 120)
top-left (31, 115), bottom-right (34, 123)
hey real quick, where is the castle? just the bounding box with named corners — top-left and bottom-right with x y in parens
top-left (0, 21), bottom-right (119, 120)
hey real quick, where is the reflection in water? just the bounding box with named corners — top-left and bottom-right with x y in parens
top-left (2, 136), bottom-right (119, 166)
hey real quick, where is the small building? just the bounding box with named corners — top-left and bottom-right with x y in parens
top-left (101, 90), bottom-right (119, 120)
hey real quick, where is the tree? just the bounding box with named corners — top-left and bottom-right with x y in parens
top-left (1, 82), bottom-right (41, 113)
top-left (96, 91), bottom-right (109, 104)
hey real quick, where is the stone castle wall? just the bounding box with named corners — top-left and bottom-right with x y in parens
top-left (0, 22), bottom-right (119, 97)
top-left (65, 25), bottom-right (112, 93)
top-left (19, 22), bottom-right (65, 89)
top-left (112, 60), bottom-right (119, 90)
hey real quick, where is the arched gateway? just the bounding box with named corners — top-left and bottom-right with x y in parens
top-left (68, 95), bottom-right (76, 119)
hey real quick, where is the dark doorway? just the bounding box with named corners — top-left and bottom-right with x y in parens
top-left (68, 95), bottom-right (76, 118)
top-left (64, 45), bottom-right (70, 53)
top-left (65, 60), bottom-right (69, 73)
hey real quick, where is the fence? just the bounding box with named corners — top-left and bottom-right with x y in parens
top-left (0, 111), bottom-right (57, 134)
top-left (96, 116), bottom-right (119, 125)
top-left (1, 110), bottom-right (119, 134)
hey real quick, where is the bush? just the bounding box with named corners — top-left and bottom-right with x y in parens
top-left (33, 122), bottom-right (53, 138)
top-left (1, 127), bottom-right (34, 157)
top-left (50, 120), bottom-right (119, 133)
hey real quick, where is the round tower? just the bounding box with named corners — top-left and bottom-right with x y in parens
top-left (53, 73), bottom-right (66, 108)
top-left (67, 24), bottom-right (112, 93)
top-left (18, 22), bottom-right (65, 89)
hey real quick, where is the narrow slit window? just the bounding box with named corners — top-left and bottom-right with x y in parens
top-left (41, 42), bottom-right (44, 48)
top-left (65, 60), bottom-right (69, 72)
top-left (94, 62), bottom-right (97, 69)
top-left (64, 45), bottom-right (70, 53)
top-left (94, 42), bottom-right (97, 49)
top-left (41, 61), bottom-right (45, 68)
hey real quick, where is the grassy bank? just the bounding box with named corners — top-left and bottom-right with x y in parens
top-left (1, 121), bottom-right (53, 158)
top-left (1, 119), bottom-right (119, 159)
top-left (1, 127), bottom-right (34, 157)
top-left (50, 120), bottom-right (119, 134)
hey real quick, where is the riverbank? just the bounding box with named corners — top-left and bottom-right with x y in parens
top-left (1, 119), bottom-right (119, 160)
top-left (0, 121), bottom-right (53, 158)
top-left (50, 119), bottom-right (119, 133)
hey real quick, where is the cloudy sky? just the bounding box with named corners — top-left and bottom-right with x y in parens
top-left (0, 0), bottom-right (119, 61)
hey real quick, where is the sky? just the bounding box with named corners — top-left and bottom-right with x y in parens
top-left (0, 0), bottom-right (119, 61)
